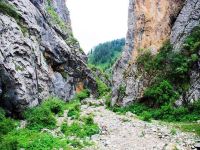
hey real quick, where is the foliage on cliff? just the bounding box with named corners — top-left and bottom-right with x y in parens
top-left (88, 38), bottom-right (125, 71)
top-left (137, 26), bottom-right (200, 106)
top-left (110, 26), bottom-right (200, 133)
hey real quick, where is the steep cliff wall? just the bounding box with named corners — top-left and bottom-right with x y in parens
top-left (112, 0), bottom-right (200, 106)
top-left (0, 0), bottom-right (97, 115)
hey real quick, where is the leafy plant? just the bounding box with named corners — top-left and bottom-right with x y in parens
top-left (144, 80), bottom-right (179, 107)
top-left (61, 117), bottom-right (99, 138)
top-left (42, 97), bottom-right (65, 115)
top-left (96, 77), bottom-right (110, 98)
top-left (24, 106), bottom-right (56, 130)
top-left (0, 129), bottom-right (69, 150)
top-left (75, 89), bottom-right (90, 101)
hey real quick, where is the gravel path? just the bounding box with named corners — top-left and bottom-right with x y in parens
top-left (81, 98), bottom-right (199, 150)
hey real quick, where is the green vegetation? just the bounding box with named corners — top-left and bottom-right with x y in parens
top-left (24, 97), bottom-right (67, 130)
top-left (144, 80), bottom-right (179, 107)
top-left (96, 77), bottom-right (111, 98)
top-left (109, 26), bottom-right (200, 134)
top-left (0, 129), bottom-right (70, 150)
top-left (46, 3), bottom-right (70, 34)
top-left (75, 89), bottom-right (90, 101)
top-left (0, 0), bottom-right (28, 34)
top-left (174, 123), bottom-right (200, 136)
top-left (118, 84), bottom-right (126, 100)
top-left (111, 100), bottom-right (200, 123)
top-left (88, 38), bottom-right (125, 71)
top-left (0, 108), bottom-right (19, 138)
top-left (46, 0), bottom-right (81, 49)
top-left (0, 93), bottom-right (98, 149)
top-left (61, 116), bottom-right (99, 138)
top-left (137, 26), bottom-right (200, 99)
top-left (110, 26), bottom-right (199, 126)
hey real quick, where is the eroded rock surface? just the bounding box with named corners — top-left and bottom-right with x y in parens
top-left (112, 0), bottom-right (200, 106)
top-left (0, 0), bottom-right (97, 115)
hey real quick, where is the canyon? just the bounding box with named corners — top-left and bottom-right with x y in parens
top-left (112, 0), bottom-right (200, 106)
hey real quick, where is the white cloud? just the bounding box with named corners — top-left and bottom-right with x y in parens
top-left (67, 0), bottom-right (129, 53)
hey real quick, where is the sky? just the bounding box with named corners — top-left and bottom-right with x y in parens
top-left (67, 0), bottom-right (129, 53)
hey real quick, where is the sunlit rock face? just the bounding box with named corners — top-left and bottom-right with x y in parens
top-left (112, 0), bottom-right (200, 106)
top-left (0, 0), bottom-right (97, 116)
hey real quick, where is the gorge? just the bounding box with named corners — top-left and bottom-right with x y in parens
top-left (0, 0), bottom-right (200, 149)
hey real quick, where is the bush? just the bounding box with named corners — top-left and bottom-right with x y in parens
top-left (0, 129), bottom-right (69, 150)
top-left (96, 78), bottom-right (110, 98)
top-left (141, 111), bottom-right (152, 122)
top-left (118, 84), bottom-right (126, 99)
top-left (0, 107), bottom-right (18, 138)
top-left (67, 107), bottom-right (80, 119)
top-left (42, 97), bottom-right (65, 115)
top-left (76, 89), bottom-right (90, 101)
top-left (24, 106), bottom-right (56, 130)
top-left (144, 80), bottom-right (179, 107)
top-left (61, 120), bottom-right (99, 138)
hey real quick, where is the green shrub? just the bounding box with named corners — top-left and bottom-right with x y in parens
top-left (0, 118), bottom-right (18, 137)
top-left (61, 122), bottom-right (99, 138)
top-left (118, 84), bottom-right (126, 99)
top-left (96, 78), bottom-right (110, 98)
top-left (61, 116), bottom-right (99, 138)
top-left (0, 107), bottom-right (18, 138)
top-left (0, 107), bottom-right (6, 120)
top-left (105, 93), bottom-right (112, 108)
top-left (42, 97), bottom-right (65, 115)
top-left (24, 106), bottom-right (56, 130)
top-left (144, 80), bottom-right (179, 107)
top-left (76, 89), bottom-right (90, 101)
top-left (67, 107), bottom-right (80, 119)
top-left (0, 129), bottom-right (69, 150)
top-left (136, 26), bottom-right (200, 107)
top-left (141, 111), bottom-right (152, 122)
top-left (82, 116), bottom-right (95, 125)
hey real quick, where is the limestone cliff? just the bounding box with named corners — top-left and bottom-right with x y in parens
top-left (112, 0), bottom-right (200, 106)
top-left (0, 0), bottom-right (97, 116)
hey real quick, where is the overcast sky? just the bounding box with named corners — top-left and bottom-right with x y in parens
top-left (67, 0), bottom-right (129, 53)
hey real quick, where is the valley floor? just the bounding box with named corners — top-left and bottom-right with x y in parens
top-left (81, 98), bottom-right (199, 150)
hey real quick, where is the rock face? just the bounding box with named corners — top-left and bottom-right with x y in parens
top-left (171, 0), bottom-right (200, 105)
top-left (112, 0), bottom-right (200, 106)
top-left (0, 0), bottom-right (97, 116)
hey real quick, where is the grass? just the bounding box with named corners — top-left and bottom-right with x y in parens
top-left (46, 5), bottom-right (70, 34)
top-left (110, 99), bottom-right (200, 122)
top-left (0, 129), bottom-right (71, 150)
top-left (96, 77), bottom-right (111, 98)
top-left (61, 116), bottom-right (100, 138)
top-left (0, 93), bottom-right (98, 149)
top-left (174, 123), bottom-right (200, 136)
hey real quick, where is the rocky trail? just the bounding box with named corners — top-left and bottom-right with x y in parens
top-left (80, 98), bottom-right (199, 150)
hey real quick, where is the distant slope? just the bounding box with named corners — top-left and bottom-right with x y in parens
top-left (88, 38), bottom-right (125, 71)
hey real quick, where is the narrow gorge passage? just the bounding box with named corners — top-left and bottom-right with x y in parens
top-left (80, 98), bottom-right (198, 150)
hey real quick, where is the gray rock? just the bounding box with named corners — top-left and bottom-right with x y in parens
top-left (171, 0), bottom-right (200, 104)
top-left (194, 143), bottom-right (200, 150)
top-left (112, 0), bottom-right (200, 106)
top-left (0, 0), bottom-right (97, 116)
top-left (171, 0), bottom-right (200, 51)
